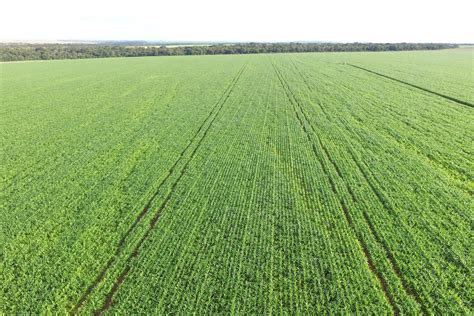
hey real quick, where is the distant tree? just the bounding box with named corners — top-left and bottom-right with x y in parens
top-left (0, 43), bottom-right (459, 62)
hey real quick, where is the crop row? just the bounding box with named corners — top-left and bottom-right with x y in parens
top-left (0, 55), bottom-right (249, 313)
top-left (89, 57), bottom-right (404, 314)
top-left (1, 51), bottom-right (471, 314)
top-left (273, 54), bottom-right (471, 313)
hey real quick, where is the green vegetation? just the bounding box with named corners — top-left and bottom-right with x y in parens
top-left (1, 49), bottom-right (472, 314)
top-left (0, 42), bottom-right (458, 61)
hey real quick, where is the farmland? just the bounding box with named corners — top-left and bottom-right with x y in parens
top-left (1, 48), bottom-right (473, 314)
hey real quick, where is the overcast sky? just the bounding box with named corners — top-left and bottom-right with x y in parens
top-left (1, 0), bottom-right (473, 43)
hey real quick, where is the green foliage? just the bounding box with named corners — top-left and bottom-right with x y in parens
top-left (0, 42), bottom-right (458, 61)
top-left (1, 50), bottom-right (472, 314)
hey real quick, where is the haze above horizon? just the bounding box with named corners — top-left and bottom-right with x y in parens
top-left (1, 0), bottom-right (473, 43)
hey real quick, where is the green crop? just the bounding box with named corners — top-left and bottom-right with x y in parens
top-left (1, 49), bottom-right (472, 314)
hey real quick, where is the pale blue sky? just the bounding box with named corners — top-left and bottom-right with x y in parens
top-left (1, 0), bottom-right (473, 43)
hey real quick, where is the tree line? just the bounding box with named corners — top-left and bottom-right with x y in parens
top-left (1, 42), bottom-right (458, 61)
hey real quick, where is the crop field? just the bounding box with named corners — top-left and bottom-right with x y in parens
top-left (1, 48), bottom-right (473, 314)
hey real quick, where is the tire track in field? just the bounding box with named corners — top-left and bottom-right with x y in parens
top-left (286, 58), bottom-right (430, 314)
top-left (335, 106), bottom-right (472, 269)
top-left (294, 58), bottom-right (472, 310)
top-left (71, 62), bottom-right (248, 314)
top-left (345, 149), bottom-right (443, 315)
top-left (347, 63), bottom-right (474, 108)
top-left (272, 61), bottom-right (400, 315)
top-left (291, 58), bottom-right (471, 271)
top-left (332, 111), bottom-right (469, 312)
top-left (93, 62), bottom-right (248, 314)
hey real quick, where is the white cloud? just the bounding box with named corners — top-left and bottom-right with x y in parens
top-left (1, 0), bottom-right (473, 43)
